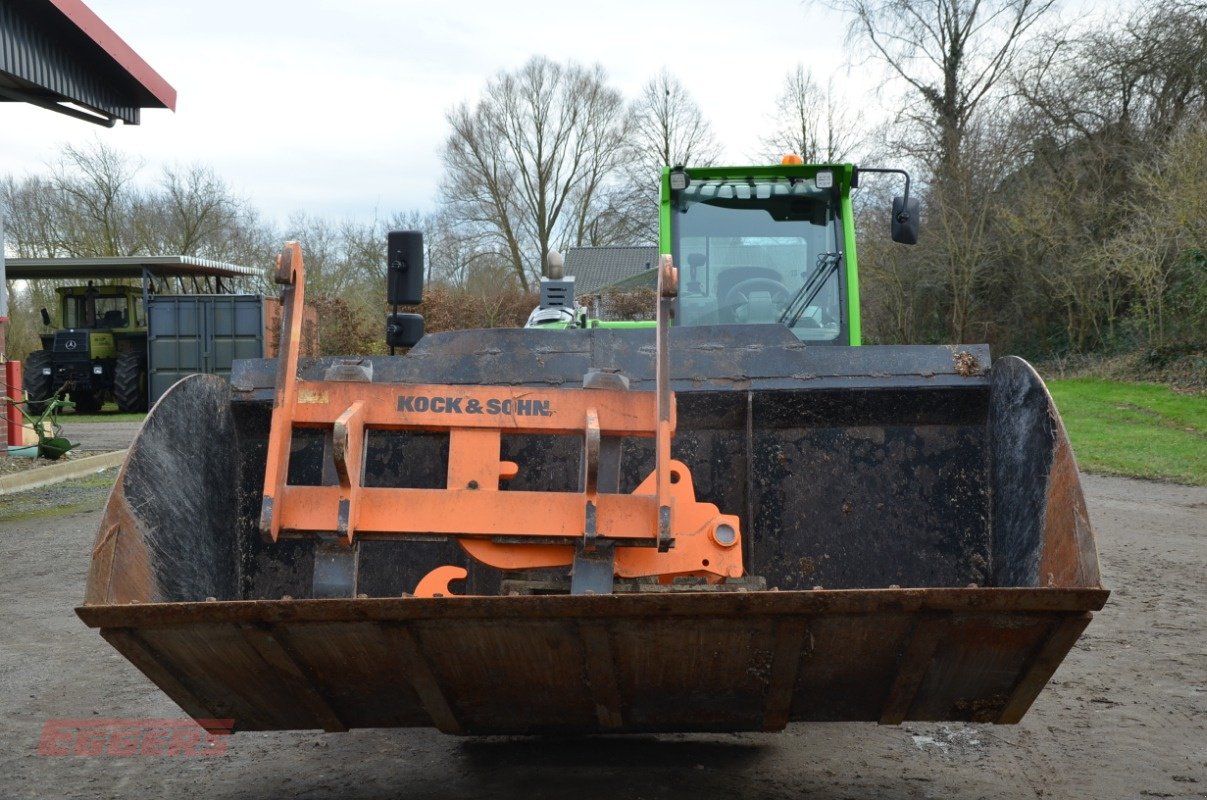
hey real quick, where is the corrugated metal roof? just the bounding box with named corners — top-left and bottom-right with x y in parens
top-left (564, 246), bottom-right (659, 294)
top-left (0, 0), bottom-right (175, 125)
top-left (5, 256), bottom-right (261, 280)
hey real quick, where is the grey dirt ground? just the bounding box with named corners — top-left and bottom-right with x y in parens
top-left (61, 419), bottom-right (143, 453)
top-left (0, 472), bottom-right (1203, 800)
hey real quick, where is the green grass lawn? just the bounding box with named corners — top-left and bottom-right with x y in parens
top-left (1047, 378), bottom-right (1207, 486)
top-left (60, 401), bottom-right (147, 424)
top-left (63, 412), bottom-right (147, 423)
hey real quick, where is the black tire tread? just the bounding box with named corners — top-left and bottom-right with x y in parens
top-left (114, 351), bottom-right (147, 412)
top-left (22, 350), bottom-right (54, 413)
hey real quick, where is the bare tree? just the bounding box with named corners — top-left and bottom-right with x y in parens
top-left (413, 209), bottom-right (515, 290)
top-left (761, 65), bottom-right (860, 162)
top-left (283, 213), bottom-right (374, 298)
top-left (617, 69), bottom-right (721, 244)
top-left (1, 176), bottom-right (66, 258)
top-left (441, 57), bottom-right (628, 288)
top-left (50, 140), bottom-right (148, 256)
top-left (829, 0), bottom-right (1058, 177)
top-left (824, 0), bottom-right (1059, 347)
top-left (564, 79), bottom-right (633, 248)
top-left (3, 142), bottom-right (269, 267)
top-left (628, 69), bottom-right (721, 172)
top-left (1016, 0), bottom-right (1207, 149)
top-left (157, 165), bottom-right (242, 256)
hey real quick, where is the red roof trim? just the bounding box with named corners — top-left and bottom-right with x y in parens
top-left (45, 0), bottom-right (177, 111)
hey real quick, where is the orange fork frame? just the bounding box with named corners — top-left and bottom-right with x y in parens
top-left (258, 243), bottom-right (742, 589)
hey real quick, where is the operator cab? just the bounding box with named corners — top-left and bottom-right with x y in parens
top-left (663, 162), bottom-right (918, 346)
top-left (671, 175), bottom-right (844, 342)
top-left (64, 293), bottom-right (128, 329)
top-left (56, 284), bottom-right (143, 330)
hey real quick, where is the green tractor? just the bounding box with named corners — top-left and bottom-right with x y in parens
top-left (24, 283), bottom-right (148, 413)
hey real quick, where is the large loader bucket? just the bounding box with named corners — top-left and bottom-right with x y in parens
top-left (78, 325), bottom-right (1107, 735)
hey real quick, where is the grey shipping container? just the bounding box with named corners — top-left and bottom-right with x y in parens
top-left (147, 295), bottom-right (266, 404)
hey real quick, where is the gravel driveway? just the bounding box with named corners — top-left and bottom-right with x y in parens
top-left (0, 473), bottom-right (1203, 800)
top-left (62, 420), bottom-right (143, 453)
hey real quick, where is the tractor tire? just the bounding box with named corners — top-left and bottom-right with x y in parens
top-left (22, 350), bottom-right (53, 415)
top-left (114, 351), bottom-right (147, 412)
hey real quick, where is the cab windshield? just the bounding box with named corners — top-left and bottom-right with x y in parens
top-left (672, 178), bottom-right (842, 341)
top-left (64, 293), bottom-right (136, 329)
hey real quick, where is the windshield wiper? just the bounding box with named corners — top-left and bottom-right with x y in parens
top-left (779, 252), bottom-right (842, 328)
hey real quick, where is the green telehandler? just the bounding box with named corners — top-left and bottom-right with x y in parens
top-left (77, 158), bottom-right (1105, 737)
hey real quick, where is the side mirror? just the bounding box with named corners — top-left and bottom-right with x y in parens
top-left (386, 230), bottom-right (425, 306)
top-left (891, 196), bottom-right (920, 245)
top-left (40, 308), bottom-right (52, 327)
top-left (386, 312), bottom-right (424, 349)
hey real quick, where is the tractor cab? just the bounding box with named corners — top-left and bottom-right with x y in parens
top-left (54, 284), bottom-right (145, 332)
top-left (669, 168), bottom-right (846, 341)
top-left (524, 160), bottom-right (918, 341)
top-left (662, 162), bottom-right (917, 345)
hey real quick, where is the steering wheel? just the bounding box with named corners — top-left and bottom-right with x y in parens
top-left (723, 278), bottom-right (790, 309)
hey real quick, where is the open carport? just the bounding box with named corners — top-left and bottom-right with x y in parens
top-left (8, 256), bottom-right (269, 411)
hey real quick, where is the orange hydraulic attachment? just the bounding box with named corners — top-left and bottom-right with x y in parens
top-left (259, 243), bottom-right (743, 588)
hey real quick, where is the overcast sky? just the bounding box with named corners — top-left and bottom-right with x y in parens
top-left (0, 0), bottom-right (1100, 226)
